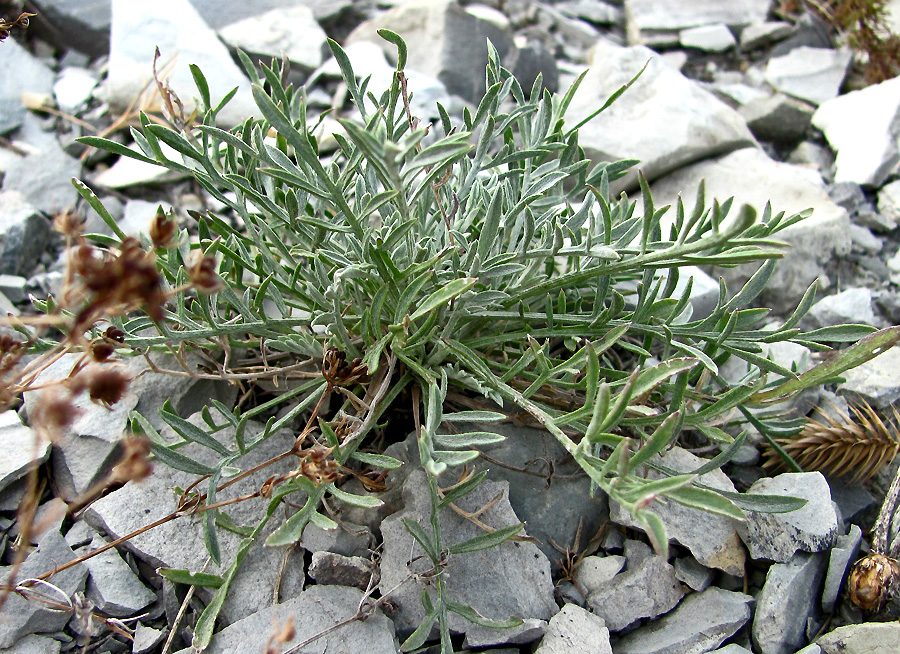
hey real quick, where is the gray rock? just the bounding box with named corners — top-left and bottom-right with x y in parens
top-left (53, 66), bottom-right (99, 114)
top-left (0, 410), bottom-right (49, 494)
top-left (610, 447), bottom-right (746, 576)
top-left (27, 0), bottom-right (111, 56)
top-left (615, 587), bottom-right (754, 654)
top-left (822, 524), bottom-right (862, 612)
top-left (680, 24), bottom-right (736, 52)
top-left (2, 140), bottom-right (82, 215)
top-left (84, 535), bottom-right (156, 617)
top-left (568, 40), bottom-right (755, 193)
top-left (3, 635), bottom-right (62, 654)
top-left (0, 525), bottom-right (89, 647)
top-left (796, 646), bottom-right (823, 654)
top-left (740, 22), bottom-right (795, 51)
top-left (573, 555), bottom-right (625, 594)
top-left (133, 623), bottom-right (166, 654)
top-left (119, 199), bottom-right (172, 239)
top-left (308, 551), bottom-right (376, 591)
top-left (740, 93), bottom-right (814, 143)
top-left (556, 1), bottom-right (621, 26)
top-left (0, 39), bottom-right (55, 135)
top-left (346, 0), bottom-right (514, 103)
top-left (172, 585), bottom-right (398, 654)
top-left (829, 181), bottom-right (869, 215)
top-left (816, 623), bottom-right (900, 654)
top-left (711, 645), bottom-right (753, 654)
top-left (878, 178), bottom-right (900, 224)
top-left (0, 192), bottom-right (51, 278)
top-left (511, 40), bottom-right (559, 95)
top-left (0, 274), bottom-right (27, 303)
top-left (855, 209), bottom-right (895, 233)
top-left (378, 470), bottom-right (556, 646)
top-left (84, 416), bottom-right (306, 626)
top-left (837, 346), bottom-right (900, 409)
top-left (787, 140), bottom-right (835, 176)
top-left (586, 552), bottom-right (684, 632)
top-left (533, 603), bottom-right (612, 654)
top-left (765, 47), bottom-right (852, 106)
top-left (218, 6), bottom-right (329, 72)
top-left (648, 148), bottom-right (850, 314)
top-left (188, 0), bottom-right (310, 30)
top-left (807, 287), bottom-right (877, 328)
top-left (812, 76), bottom-right (900, 187)
top-left (770, 13), bottom-right (832, 56)
top-left (91, 142), bottom-right (187, 189)
top-left (104, 0), bottom-right (257, 128)
top-left (301, 520), bottom-right (372, 557)
top-left (625, 0), bottom-right (770, 44)
top-left (739, 472), bottom-right (838, 562)
top-left (753, 552), bottom-right (828, 654)
top-left (674, 555), bottom-right (715, 591)
top-left (827, 477), bottom-right (876, 525)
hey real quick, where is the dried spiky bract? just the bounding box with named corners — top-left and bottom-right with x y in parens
top-left (764, 401), bottom-right (900, 484)
top-left (848, 552), bottom-right (900, 611)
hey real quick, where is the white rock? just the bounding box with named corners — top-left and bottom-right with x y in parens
top-left (218, 6), bottom-right (328, 72)
top-left (680, 24), bottom-right (736, 52)
top-left (740, 21), bottom-right (795, 50)
top-left (534, 604), bottom-right (612, 654)
top-left (0, 410), bottom-right (49, 494)
top-left (878, 178), bottom-right (900, 224)
top-left (807, 287), bottom-right (877, 328)
top-left (53, 66), bottom-right (98, 114)
top-left (838, 345), bottom-right (900, 409)
top-left (812, 76), bottom-right (900, 187)
top-left (91, 140), bottom-right (187, 189)
top-left (574, 555), bottom-right (626, 593)
top-left (625, 0), bottom-right (770, 32)
top-left (567, 40), bottom-right (755, 192)
top-left (105, 0), bottom-right (256, 127)
top-left (764, 47), bottom-right (852, 106)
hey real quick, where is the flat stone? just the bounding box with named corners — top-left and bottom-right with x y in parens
top-left (827, 478), bottom-right (876, 525)
top-left (119, 199), bottom-right (173, 238)
top-left (753, 551), bottom-right (828, 654)
top-left (104, 0), bottom-right (257, 128)
top-left (837, 346), bottom-right (900, 409)
top-left (172, 585), bottom-right (398, 654)
top-left (822, 524), bottom-right (862, 612)
top-left (378, 470), bottom-right (556, 646)
top-left (0, 411), bottom-right (49, 494)
top-left (308, 551), bottom-right (375, 591)
top-left (533, 603), bottom-right (612, 654)
top-left (301, 520), bottom-right (372, 557)
top-left (0, 39), bottom-right (55, 135)
top-left (586, 553), bottom-right (684, 632)
top-left (674, 555), bottom-right (715, 591)
top-left (2, 140), bottom-right (82, 215)
top-left (0, 191), bottom-right (52, 279)
top-left (615, 587), bottom-right (754, 654)
top-left (347, 0), bottom-right (515, 103)
top-left (133, 623), bottom-right (167, 654)
top-left (556, 1), bottom-right (621, 26)
top-left (573, 555), bottom-right (625, 593)
top-left (26, 0), bottom-right (111, 56)
top-left (0, 526), bottom-right (88, 647)
top-left (625, 0), bottom-right (770, 45)
top-left (878, 178), bottom-right (900, 224)
top-left (610, 447), bottom-right (746, 576)
top-left (765, 47), bottom-right (852, 106)
top-left (711, 645), bottom-right (753, 654)
top-left (740, 93), bottom-right (814, 143)
top-left (187, 0), bottom-right (308, 30)
top-left (816, 623), bottom-right (900, 654)
top-left (53, 66), bottom-right (99, 114)
top-left (567, 40), bottom-right (755, 193)
top-left (739, 472), bottom-right (838, 562)
top-left (218, 6), bottom-right (328, 72)
top-left (3, 635), bottom-right (62, 654)
top-left (0, 274), bottom-right (27, 303)
top-left (807, 287), bottom-right (877, 328)
top-left (84, 415), bottom-right (306, 626)
top-left (680, 24), bottom-right (736, 52)
top-left (84, 534), bottom-right (156, 617)
top-left (740, 22), bottom-right (795, 50)
top-left (648, 148), bottom-right (850, 314)
top-left (812, 76), bottom-right (900, 187)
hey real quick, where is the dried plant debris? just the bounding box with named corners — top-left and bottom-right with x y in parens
top-left (764, 400), bottom-right (900, 484)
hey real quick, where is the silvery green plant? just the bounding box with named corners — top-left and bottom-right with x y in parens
top-left (73, 33), bottom-right (896, 652)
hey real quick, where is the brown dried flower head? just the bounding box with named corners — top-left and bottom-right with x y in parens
top-left (69, 364), bottom-right (131, 409)
top-left (89, 339), bottom-right (115, 363)
top-left (0, 333), bottom-right (24, 374)
top-left (848, 552), bottom-right (900, 611)
top-left (105, 326), bottom-right (126, 343)
top-left (31, 387), bottom-right (81, 440)
top-left (52, 210), bottom-right (86, 237)
top-left (149, 206), bottom-right (177, 249)
top-left (299, 445), bottom-right (341, 486)
top-left (189, 252), bottom-right (223, 294)
top-left (322, 346), bottom-right (367, 386)
top-left (110, 436), bottom-right (152, 484)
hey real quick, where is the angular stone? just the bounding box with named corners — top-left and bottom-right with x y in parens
top-left (816, 623), bottom-right (900, 654)
top-left (187, 0), bottom-right (307, 30)
top-left (674, 555), bottom-right (715, 591)
top-left (308, 551), bottom-right (376, 591)
top-left (301, 520), bottom-right (372, 557)
top-left (648, 148), bottom-right (850, 314)
top-left (0, 38), bottom-right (55, 135)
top-left (27, 0), bottom-right (111, 56)
top-left (346, 0), bottom-right (515, 103)
top-left (573, 555), bottom-right (625, 594)
top-left (378, 470), bottom-right (556, 646)
top-left (104, 0), bottom-right (257, 128)
top-left (533, 604), bottom-right (612, 654)
top-left (2, 140), bottom-right (82, 215)
top-left (556, 1), bottom-right (621, 26)
top-left (837, 346), bottom-right (900, 409)
top-left (765, 47), bottom-right (852, 106)
top-left (0, 192), bottom-right (50, 279)
top-left (84, 535), bottom-right (156, 617)
top-left (0, 411), bottom-right (49, 494)
top-left (822, 524), bottom-right (862, 613)
top-left (680, 24), bottom-right (736, 52)
top-left (625, 0), bottom-right (770, 45)
top-left (610, 447), bottom-right (746, 576)
top-left (711, 646), bottom-right (753, 654)
top-left (53, 66), bottom-right (99, 114)
top-left (615, 587), bottom-right (754, 654)
top-left (91, 141), bottom-right (187, 189)
top-left (753, 551), bottom-right (828, 654)
top-left (877, 178), bottom-right (900, 224)
top-left (813, 76), bottom-right (900, 188)
top-left (739, 472), bottom-right (838, 562)
top-left (84, 416), bottom-right (306, 626)
top-left (133, 623), bottom-right (166, 654)
top-left (568, 40), bottom-right (755, 193)
top-left (0, 526), bottom-right (88, 647)
top-left (740, 22), bottom-right (795, 51)
top-left (218, 6), bottom-right (328, 72)
top-left (172, 585), bottom-right (398, 654)
top-left (586, 553), bottom-right (684, 632)
top-left (3, 635), bottom-right (62, 654)
top-left (740, 93), bottom-right (814, 143)
top-left (807, 287), bottom-right (877, 328)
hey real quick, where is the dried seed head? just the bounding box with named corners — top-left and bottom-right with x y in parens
top-left (110, 436), bottom-right (152, 483)
top-left (31, 388), bottom-right (81, 440)
top-left (149, 207), bottom-right (177, 249)
top-left (300, 445), bottom-right (341, 486)
top-left (105, 326), bottom-right (126, 343)
top-left (848, 553), bottom-right (900, 611)
top-left (0, 333), bottom-right (24, 374)
top-left (53, 210), bottom-right (86, 237)
top-left (89, 339), bottom-right (115, 363)
top-left (69, 365), bottom-right (131, 409)
top-left (188, 252), bottom-right (223, 294)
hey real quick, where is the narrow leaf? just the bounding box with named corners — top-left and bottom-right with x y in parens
top-left (449, 523), bottom-right (524, 554)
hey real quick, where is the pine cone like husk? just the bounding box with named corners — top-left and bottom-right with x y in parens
top-left (848, 553), bottom-right (900, 611)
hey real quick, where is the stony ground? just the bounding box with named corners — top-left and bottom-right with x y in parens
top-left (3, 0), bottom-right (900, 653)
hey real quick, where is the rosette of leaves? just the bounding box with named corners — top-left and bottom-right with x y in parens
top-left (73, 33), bottom-right (898, 652)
